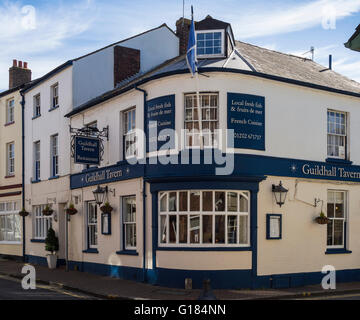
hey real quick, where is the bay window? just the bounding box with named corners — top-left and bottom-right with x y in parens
top-left (159, 190), bottom-right (250, 247)
top-left (327, 190), bottom-right (347, 248)
top-left (0, 202), bottom-right (21, 243)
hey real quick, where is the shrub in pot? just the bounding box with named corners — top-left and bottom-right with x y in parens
top-left (66, 203), bottom-right (78, 215)
top-left (315, 211), bottom-right (329, 225)
top-left (42, 205), bottom-right (54, 216)
top-left (45, 227), bottom-right (59, 269)
top-left (19, 208), bottom-right (29, 217)
top-left (100, 201), bottom-right (113, 214)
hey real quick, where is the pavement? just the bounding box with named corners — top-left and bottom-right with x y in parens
top-left (1, 258), bottom-right (360, 300)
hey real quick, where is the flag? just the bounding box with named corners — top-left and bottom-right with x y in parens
top-left (186, 6), bottom-right (198, 76)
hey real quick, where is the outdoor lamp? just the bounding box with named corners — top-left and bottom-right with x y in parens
top-left (93, 185), bottom-right (107, 205)
top-left (272, 181), bottom-right (288, 207)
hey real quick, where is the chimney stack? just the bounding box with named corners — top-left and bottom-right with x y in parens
top-left (329, 55), bottom-right (332, 70)
top-left (9, 59), bottom-right (32, 89)
top-left (176, 18), bottom-right (192, 55)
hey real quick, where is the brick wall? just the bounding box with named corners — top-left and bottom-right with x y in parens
top-left (9, 60), bottom-right (31, 89)
top-left (176, 18), bottom-right (192, 55)
top-left (114, 46), bottom-right (140, 86)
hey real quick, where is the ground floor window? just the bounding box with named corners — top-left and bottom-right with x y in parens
top-left (158, 190), bottom-right (250, 246)
top-left (327, 190), bottom-right (347, 248)
top-left (87, 202), bottom-right (98, 248)
top-left (122, 196), bottom-right (136, 250)
top-left (0, 202), bottom-right (21, 242)
top-left (33, 205), bottom-right (52, 240)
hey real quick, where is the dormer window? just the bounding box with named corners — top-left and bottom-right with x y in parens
top-left (196, 30), bottom-right (225, 58)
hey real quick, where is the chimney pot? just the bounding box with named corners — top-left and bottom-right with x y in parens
top-left (18, 61), bottom-right (23, 68)
top-left (9, 59), bottom-right (32, 89)
top-left (24, 62), bottom-right (28, 69)
top-left (13, 59), bottom-right (17, 67)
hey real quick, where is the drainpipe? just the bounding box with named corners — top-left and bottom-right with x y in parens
top-left (135, 86), bottom-right (147, 282)
top-left (20, 92), bottom-right (26, 262)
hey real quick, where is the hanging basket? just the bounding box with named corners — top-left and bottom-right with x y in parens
top-left (19, 209), bottom-right (29, 217)
top-left (66, 207), bottom-right (78, 215)
top-left (100, 203), bottom-right (113, 214)
top-left (315, 216), bottom-right (329, 225)
top-left (42, 206), bottom-right (54, 216)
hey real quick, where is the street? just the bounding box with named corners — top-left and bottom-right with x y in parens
top-left (0, 275), bottom-right (96, 300)
top-left (294, 293), bottom-right (360, 300)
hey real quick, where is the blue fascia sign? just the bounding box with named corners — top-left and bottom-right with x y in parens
top-left (227, 92), bottom-right (265, 150)
top-left (146, 94), bottom-right (175, 152)
top-left (74, 136), bottom-right (101, 165)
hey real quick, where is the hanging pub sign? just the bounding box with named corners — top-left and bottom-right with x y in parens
top-left (73, 136), bottom-right (101, 165)
top-left (227, 92), bottom-right (265, 150)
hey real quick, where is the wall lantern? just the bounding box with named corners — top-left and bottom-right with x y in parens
top-left (93, 185), bottom-right (107, 206)
top-left (272, 181), bottom-right (288, 207)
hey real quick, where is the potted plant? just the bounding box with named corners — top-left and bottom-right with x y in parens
top-left (66, 203), bottom-right (78, 215)
top-left (42, 205), bottom-right (54, 216)
top-left (19, 207), bottom-right (29, 217)
top-left (45, 227), bottom-right (59, 269)
top-left (315, 211), bottom-right (329, 225)
top-left (100, 201), bottom-right (113, 214)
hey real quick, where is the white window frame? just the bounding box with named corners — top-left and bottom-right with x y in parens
top-left (122, 196), bottom-right (137, 250)
top-left (123, 108), bottom-right (136, 159)
top-left (158, 190), bottom-right (250, 248)
top-left (33, 94), bottom-right (41, 117)
top-left (51, 83), bottom-right (59, 109)
top-left (6, 99), bottom-right (14, 124)
top-left (0, 202), bottom-right (21, 244)
top-left (34, 141), bottom-right (40, 181)
top-left (195, 29), bottom-right (225, 59)
top-left (327, 110), bottom-right (347, 160)
top-left (86, 202), bottom-right (98, 249)
top-left (184, 93), bottom-right (219, 148)
top-left (327, 190), bottom-right (347, 249)
top-left (33, 205), bottom-right (52, 240)
top-left (50, 134), bottom-right (59, 177)
top-left (6, 142), bottom-right (15, 176)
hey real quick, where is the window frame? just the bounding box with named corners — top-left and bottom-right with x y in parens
top-left (327, 110), bottom-right (348, 160)
top-left (122, 107), bottom-right (136, 159)
top-left (33, 94), bottom-right (41, 118)
top-left (6, 98), bottom-right (15, 124)
top-left (33, 205), bottom-right (52, 240)
top-left (51, 83), bottom-right (59, 109)
top-left (158, 190), bottom-right (250, 248)
top-left (86, 201), bottom-right (98, 249)
top-left (50, 134), bottom-right (59, 177)
top-left (122, 195), bottom-right (137, 251)
top-left (33, 141), bottom-right (40, 181)
top-left (6, 142), bottom-right (15, 176)
top-left (0, 201), bottom-right (21, 244)
top-left (195, 29), bottom-right (225, 59)
top-left (327, 190), bottom-right (347, 249)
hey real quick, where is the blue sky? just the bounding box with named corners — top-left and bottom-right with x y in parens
top-left (0, 0), bottom-right (360, 92)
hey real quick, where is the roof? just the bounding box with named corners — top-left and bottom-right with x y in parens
top-left (345, 24), bottom-right (360, 52)
top-left (66, 40), bottom-right (360, 117)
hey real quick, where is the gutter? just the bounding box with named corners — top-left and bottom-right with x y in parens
top-left (134, 86), bottom-right (148, 282)
top-left (20, 92), bottom-right (26, 262)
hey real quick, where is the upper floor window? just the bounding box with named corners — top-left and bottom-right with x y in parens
top-left (327, 190), bottom-right (347, 248)
top-left (185, 93), bottom-right (219, 148)
top-left (6, 99), bottom-right (14, 124)
top-left (34, 141), bottom-right (40, 181)
top-left (327, 110), bottom-right (347, 159)
top-left (33, 205), bottom-right (52, 240)
top-left (6, 142), bottom-right (15, 176)
top-left (50, 134), bottom-right (58, 177)
top-left (33, 94), bottom-right (41, 118)
top-left (51, 84), bottom-right (59, 109)
top-left (196, 30), bottom-right (224, 57)
top-left (123, 108), bottom-right (136, 159)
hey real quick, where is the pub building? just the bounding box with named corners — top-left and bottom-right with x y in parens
top-left (28, 15), bottom-right (360, 289)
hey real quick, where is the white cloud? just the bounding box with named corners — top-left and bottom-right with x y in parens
top-left (233, 0), bottom-right (360, 39)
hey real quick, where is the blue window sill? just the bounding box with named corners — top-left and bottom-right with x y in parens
top-left (325, 248), bottom-right (352, 254)
top-left (32, 115), bottom-right (41, 120)
top-left (49, 175), bottom-right (59, 180)
top-left (82, 248), bottom-right (99, 254)
top-left (326, 158), bottom-right (353, 165)
top-left (48, 106), bottom-right (59, 112)
top-left (156, 246), bottom-right (252, 251)
top-left (31, 239), bottom-right (45, 243)
top-left (116, 250), bottom-right (139, 256)
top-left (31, 179), bottom-right (41, 184)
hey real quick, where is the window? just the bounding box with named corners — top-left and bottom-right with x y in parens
top-left (50, 134), bottom-right (58, 177)
top-left (327, 110), bottom-right (347, 159)
top-left (51, 84), bottom-right (59, 109)
top-left (34, 141), bottom-right (40, 181)
top-left (33, 205), bottom-right (52, 240)
top-left (196, 30), bottom-right (224, 57)
top-left (6, 142), bottom-right (15, 176)
top-left (327, 190), bottom-right (347, 248)
top-left (6, 99), bottom-right (14, 124)
top-left (33, 94), bottom-right (41, 117)
top-left (185, 93), bottom-right (219, 147)
top-left (123, 108), bottom-right (136, 158)
top-left (159, 190), bottom-right (250, 247)
top-left (0, 202), bottom-right (20, 243)
top-left (87, 202), bottom-right (98, 248)
top-left (122, 196), bottom-right (136, 250)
